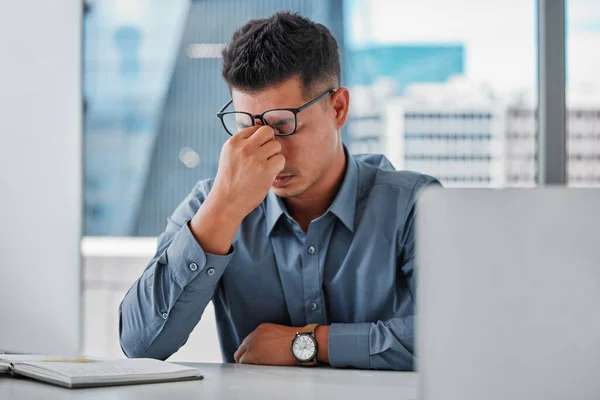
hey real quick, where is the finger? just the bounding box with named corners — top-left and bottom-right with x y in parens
top-left (267, 153), bottom-right (286, 175)
top-left (256, 138), bottom-right (282, 161)
top-left (247, 125), bottom-right (275, 147)
top-left (240, 329), bottom-right (258, 347)
top-left (231, 125), bottom-right (261, 140)
top-left (235, 329), bottom-right (256, 362)
top-left (234, 343), bottom-right (247, 363)
top-left (239, 351), bottom-right (254, 365)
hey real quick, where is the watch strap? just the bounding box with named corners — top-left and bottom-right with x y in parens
top-left (296, 323), bottom-right (319, 366)
top-left (298, 323), bottom-right (318, 335)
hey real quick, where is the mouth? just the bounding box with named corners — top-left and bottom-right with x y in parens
top-left (273, 175), bottom-right (293, 188)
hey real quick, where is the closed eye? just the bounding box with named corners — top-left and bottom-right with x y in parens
top-left (270, 118), bottom-right (294, 127)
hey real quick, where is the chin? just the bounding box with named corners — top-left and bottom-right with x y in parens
top-left (271, 187), bottom-right (295, 198)
top-left (271, 182), bottom-right (307, 198)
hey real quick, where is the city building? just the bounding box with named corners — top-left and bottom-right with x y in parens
top-left (504, 85), bottom-right (600, 187)
top-left (383, 77), bottom-right (506, 187)
top-left (345, 43), bottom-right (465, 161)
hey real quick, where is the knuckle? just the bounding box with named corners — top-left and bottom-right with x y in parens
top-left (257, 322), bottom-right (271, 333)
top-left (225, 139), bottom-right (239, 154)
top-left (260, 161), bottom-right (270, 173)
top-left (228, 132), bottom-right (240, 144)
top-left (223, 138), bottom-right (234, 150)
top-left (240, 145), bottom-right (251, 158)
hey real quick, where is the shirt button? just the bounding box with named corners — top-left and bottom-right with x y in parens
top-left (206, 267), bottom-right (215, 276)
top-left (189, 262), bottom-right (198, 272)
top-left (161, 312), bottom-right (168, 319)
top-left (309, 302), bottom-right (318, 310)
top-left (307, 245), bottom-right (316, 255)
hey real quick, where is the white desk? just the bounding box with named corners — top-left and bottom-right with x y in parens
top-left (0, 362), bottom-right (417, 400)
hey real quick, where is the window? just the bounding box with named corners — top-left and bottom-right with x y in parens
top-left (84, 0), bottom-right (539, 235)
top-left (83, 0), bottom-right (344, 236)
top-left (566, 0), bottom-right (600, 187)
top-left (345, 0), bottom-right (536, 188)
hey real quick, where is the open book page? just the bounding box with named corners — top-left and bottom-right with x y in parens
top-left (0, 355), bottom-right (63, 375)
top-left (0, 355), bottom-right (98, 371)
top-left (0, 355), bottom-right (75, 363)
top-left (13, 358), bottom-right (202, 388)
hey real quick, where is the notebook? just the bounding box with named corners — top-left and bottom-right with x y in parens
top-left (0, 355), bottom-right (203, 389)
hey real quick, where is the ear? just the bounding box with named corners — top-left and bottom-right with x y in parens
top-left (331, 87), bottom-right (350, 130)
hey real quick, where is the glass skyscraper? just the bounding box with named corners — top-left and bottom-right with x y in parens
top-left (83, 0), bottom-right (344, 236)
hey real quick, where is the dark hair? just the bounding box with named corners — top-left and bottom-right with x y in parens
top-left (222, 12), bottom-right (340, 97)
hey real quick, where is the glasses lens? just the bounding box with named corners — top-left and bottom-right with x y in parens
top-left (263, 110), bottom-right (296, 135)
top-left (222, 112), bottom-right (253, 135)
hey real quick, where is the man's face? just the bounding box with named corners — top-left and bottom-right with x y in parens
top-left (231, 77), bottom-right (346, 198)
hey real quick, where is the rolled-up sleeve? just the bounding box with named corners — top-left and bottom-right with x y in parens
top-left (119, 180), bottom-right (234, 360)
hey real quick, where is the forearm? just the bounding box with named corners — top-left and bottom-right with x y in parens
top-left (119, 222), bottom-right (234, 359)
top-left (189, 190), bottom-right (243, 255)
top-left (119, 268), bottom-right (215, 360)
top-left (327, 315), bottom-right (415, 371)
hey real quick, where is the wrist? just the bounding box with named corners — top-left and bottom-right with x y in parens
top-left (189, 192), bottom-right (243, 256)
top-left (204, 188), bottom-right (246, 224)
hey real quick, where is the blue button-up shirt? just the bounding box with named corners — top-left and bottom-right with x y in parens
top-left (119, 151), bottom-right (439, 370)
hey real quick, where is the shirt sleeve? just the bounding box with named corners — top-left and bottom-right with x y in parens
top-left (328, 174), bottom-right (441, 370)
top-left (327, 270), bottom-right (416, 370)
top-left (118, 180), bottom-right (234, 360)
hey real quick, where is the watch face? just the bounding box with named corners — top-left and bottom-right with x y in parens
top-left (292, 334), bottom-right (317, 362)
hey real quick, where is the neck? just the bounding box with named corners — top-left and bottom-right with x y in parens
top-left (285, 146), bottom-right (347, 232)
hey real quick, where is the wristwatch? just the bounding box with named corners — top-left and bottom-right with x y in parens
top-left (291, 323), bottom-right (319, 366)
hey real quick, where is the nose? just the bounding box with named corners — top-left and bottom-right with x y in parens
top-left (253, 117), bottom-right (280, 137)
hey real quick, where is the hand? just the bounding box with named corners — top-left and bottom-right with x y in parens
top-left (234, 323), bottom-right (297, 366)
top-left (188, 125), bottom-right (283, 255)
top-left (211, 125), bottom-right (285, 222)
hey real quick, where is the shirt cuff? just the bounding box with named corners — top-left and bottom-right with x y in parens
top-left (328, 322), bottom-right (371, 369)
top-left (167, 221), bottom-right (234, 289)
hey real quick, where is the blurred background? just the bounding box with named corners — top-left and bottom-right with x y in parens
top-left (81, 0), bottom-right (600, 362)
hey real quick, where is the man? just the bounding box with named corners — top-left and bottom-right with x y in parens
top-left (119, 12), bottom-right (439, 371)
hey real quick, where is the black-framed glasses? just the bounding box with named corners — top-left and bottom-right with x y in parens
top-left (216, 88), bottom-right (337, 136)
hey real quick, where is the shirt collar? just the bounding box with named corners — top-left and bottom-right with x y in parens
top-left (264, 147), bottom-right (359, 235)
top-left (327, 149), bottom-right (358, 232)
top-left (265, 188), bottom-right (288, 236)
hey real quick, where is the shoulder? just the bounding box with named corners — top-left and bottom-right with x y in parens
top-left (374, 169), bottom-right (440, 198)
top-left (354, 154), bottom-right (441, 205)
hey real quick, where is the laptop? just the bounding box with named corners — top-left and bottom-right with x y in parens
top-left (416, 188), bottom-right (600, 400)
